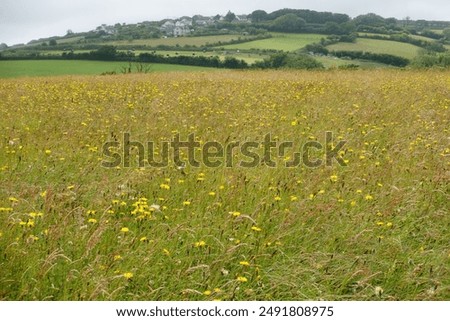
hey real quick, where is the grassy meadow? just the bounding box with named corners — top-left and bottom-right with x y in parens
top-left (0, 60), bottom-right (213, 78)
top-left (0, 70), bottom-right (449, 300)
top-left (327, 38), bottom-right (422, 59)
top-left (219, 33), bottom-right (324, 51)
top-left (106, 34), bottom-right (256, 47)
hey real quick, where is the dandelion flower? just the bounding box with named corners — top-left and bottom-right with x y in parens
top-left (88, 218), bottom-right (98, 224)
top-left (365, 194), bottom-right (374, 201)
top-left (237, 276), bottom-right (248, 283)
top-left (203, 290), bottom-right (212, 296)
top-left (183, 201), bottom-right (191, 206)
top-left (229, 211), bottom-right (241, 217)
top-left (330, 175), bottom-right (338, 182)
top-left (239, 261), bottom-right (250, 267)
top-left (123, 272), bottom-right (134, 280)
top-left (251, 226), bottom-right (262, 232)
top-left (194, 240), bottom-right (206, 248)
top-left (120, 227), bottom-right (130, 233)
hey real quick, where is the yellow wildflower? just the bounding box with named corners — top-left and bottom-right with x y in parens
top-left (194, 240), bottom-right (206, 248)
top-left (236, 276), bottom-right (248, 283)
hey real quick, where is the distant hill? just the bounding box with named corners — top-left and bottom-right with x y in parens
top-left (1, 8), bottom-right (449, 71)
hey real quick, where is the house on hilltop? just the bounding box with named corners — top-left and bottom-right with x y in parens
top-left (160, 19), bottom-right (192, 37)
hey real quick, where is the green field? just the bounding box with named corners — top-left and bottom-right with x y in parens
top-left (149, 50), bottom-right (267, 63)
top-left (358, 33), bottom-right (436, 43)
top-left (409, 34), bottom-right (437, 42)
top-left (218, 33), bottom-right (324, 51)
top-left (0, 60), bottom-right (213, 78)
top-left (104, 35), bottom-right (256, 47)
top-left (327, 38), bottom-right (421, 59)
top-left (314, 56), bottom-right (388, 69)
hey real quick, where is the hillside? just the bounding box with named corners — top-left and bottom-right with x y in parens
top-left (1, 9), bottom-right (450, 75)
top-left (326, 38), bottom-right (421, 59)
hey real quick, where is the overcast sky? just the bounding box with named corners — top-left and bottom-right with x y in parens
top-left (1, 0), bottom-right (449, 45)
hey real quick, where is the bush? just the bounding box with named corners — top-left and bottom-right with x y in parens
top-left (304, 43), bottom-right (329, 55)
top-left (412, 52), bottom-right (450, 68)
top-left (331, 50), bottom-right (410, 67)
top-left (253, 52), bottom-right (324, 70)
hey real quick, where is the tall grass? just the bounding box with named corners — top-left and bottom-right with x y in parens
top-left (0, 70), bottom-right (448, 300)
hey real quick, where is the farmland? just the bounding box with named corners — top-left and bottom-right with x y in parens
top-left (218, 33), bottom-right (324, 51)
top-left (0, 70), bottom-right (449, 300)
top-left (0, 60), bottom-right (213, 78)
top-left (327, 38), bottom-right (422, 59)
top-left (105, 34), bottom-right (257, 47)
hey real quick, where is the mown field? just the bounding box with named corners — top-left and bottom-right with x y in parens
top-left (0, 60), bottom-right (213, 78)
top-left (327, 38), bottom-right (422, 59)
top-left (0, 70), bottom-right (449, 300)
